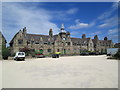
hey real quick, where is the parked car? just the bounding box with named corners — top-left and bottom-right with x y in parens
top-left (89, 52), bottom-right (96, 55)
top-left (14, 52), bottom-right (25, 61)
top-left (52, 54), bottom-right (59, 58)
top-left (35, 53), bottom-right (45, 58)
top-left (89, 52), bottom-right (99, 55)
top-left (80, 52), bottom-right (89, 56)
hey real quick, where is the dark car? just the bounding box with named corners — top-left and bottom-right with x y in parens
top-left (95, 52), bottom-right (100, 55)
top-left (52, 54), bottom-right (59, 58)
top-left (80, 52), bottom-right (89, 56)
top-left (36, 54), bottom-right (45, 58)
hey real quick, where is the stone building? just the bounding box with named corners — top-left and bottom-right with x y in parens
top-left (114, 43), bottom-right (120, 48)
top-left (0, 32), bottom-right (7, 59)
top-left (9, 24), bottom-right (113, 55)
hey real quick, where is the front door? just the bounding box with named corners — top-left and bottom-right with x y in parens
top-left (39, 49), bottom-right (43, 54)
top-left (64, 49), bottom-right (66, 54)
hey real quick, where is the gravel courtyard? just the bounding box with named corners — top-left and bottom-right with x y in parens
top-left (2, 55), bottom-right (118, 88)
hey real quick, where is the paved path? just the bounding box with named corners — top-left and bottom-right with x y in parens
top-left (2, 55), bottom-right (118, 88)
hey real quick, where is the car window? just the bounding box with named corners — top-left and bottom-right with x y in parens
top-left (18, 52), bottom-right (24, 55)
top-left (22, 53), bottom-right (24, 55)
top-left (18, 53), bottom-right (21, 55)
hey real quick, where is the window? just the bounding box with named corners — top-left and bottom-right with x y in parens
top-left (44, 42), bottom-right (47, 45)
top-left (18, 52), bottom-right (25, 55)
top-left (35, 41), bottom-right (39, 44)
top-left (48, 42), bottom-right (50, 45)
top-left (57, 49), bottom-right (59, 52)
top-left (18, 40), bottom-right (23, 44)
top-left (48, 49), bottom-right (51, 52)
top-left (27, 41), bottom-right (30, 44)
top-left (90, 43), bottom-right (92, 46)
top-left (31, 41), bottom-right (34, 44)
top-left (68, 42), bottom-right (70, 46)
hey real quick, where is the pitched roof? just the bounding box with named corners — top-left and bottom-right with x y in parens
top-left (0, 32), bottom-right (7, 43)
top-left (10, 32), bottom-right (19, 44)
top-left (99, 40), bottom-right (112, 45)
top-left (71, 37), bottom-right (90, 44)
top-left (26, 34), bottom-right (50, 42)
top-left (114, 43), bottom-right (120, 48)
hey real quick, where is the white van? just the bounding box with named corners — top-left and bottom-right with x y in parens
top-left (107, 48), bottom-right (118, 56)
top-left (14, 52), bottom-right (25, 61)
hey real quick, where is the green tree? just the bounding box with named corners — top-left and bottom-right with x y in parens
top-left (2, 47), bottom-right (10, 60)
top-left (114, 49), bottom-right (120, 60)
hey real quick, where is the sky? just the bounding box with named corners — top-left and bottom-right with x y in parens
top-left (2, 2), bottom-right (118, 46)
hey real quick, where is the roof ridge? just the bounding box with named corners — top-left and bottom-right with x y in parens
top-left (27, 33), bottom-right (49, 36)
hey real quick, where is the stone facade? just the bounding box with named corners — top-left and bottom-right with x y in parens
top-left (0, 32), bottom-right (7, 59)
top-left (10, 24), bottom-right (113, 55)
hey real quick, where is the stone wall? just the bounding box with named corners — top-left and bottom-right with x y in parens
top-left (0, 33), bottom-right (2, 59)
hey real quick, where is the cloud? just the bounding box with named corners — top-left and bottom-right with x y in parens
top-left (108, 34), bottom-right (118, 43)
top-left (70, 31), bottom-right (79, 36)
top-left (69, 19), bottom-right (89, 29)
top-left (108, 28), bottom-right (118, 34)
top-left (97, 3), bottom-right (118, 29)
top-left (2, 2), bottom-right (60, 43)
top-left (66, 8), bottom-right (78, 14)
top-left (98, 2), bottom-right (118, 20)
top-left (88, 31), bottom-right (102, 36)
top-left (98, 24), bottom-right (108, 28)
top-left (98, 15), bottom-right (118, 28)
top-left (91, 31), bottom-right (102, 35)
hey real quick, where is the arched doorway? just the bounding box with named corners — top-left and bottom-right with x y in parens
top-left (39, 49), bottom-right (43, 54)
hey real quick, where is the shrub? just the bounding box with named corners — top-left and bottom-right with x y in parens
top-left (2, 47), bottom-right (10, 60)
top-left (114, 49), bottom-right (120, 60)
top-left (11, 53), bottom-right (15, 57)
top-left (30, 52), bottom-right (35, 57)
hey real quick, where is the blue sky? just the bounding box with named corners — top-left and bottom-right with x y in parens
top-left (2, 2), bottom-right (118, 46)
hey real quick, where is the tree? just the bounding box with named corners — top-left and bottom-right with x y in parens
top-left (114, 49), bottom-right (120, 60)
top-left (2, 47), bottom-right (10, 60)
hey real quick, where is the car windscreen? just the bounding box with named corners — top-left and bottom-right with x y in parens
top-left (18, 52), bottom-right (24, 55)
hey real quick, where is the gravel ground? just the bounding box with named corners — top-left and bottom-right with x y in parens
top-left (0, 60), bottom-right (2, 89)
top-left (2, 55), bottom-right (118, 88)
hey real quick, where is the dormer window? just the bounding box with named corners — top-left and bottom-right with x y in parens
top-left (48, 42), bottom-right (50, 45)
top-left (18, 40), bottom-right (23, 44)
top-left (35, 41), bottom-right (39, 44)
top-left (31, 41), bottom-right (34, 44)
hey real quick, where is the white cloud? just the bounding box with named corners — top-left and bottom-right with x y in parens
top-left (97, 3), bottom-right (118, 29)
top-left (70, 31), bottom-right (79, 36)
top-left (98, 23), bottom-right (108, 28)
top-left (2, 3), bottom-right (60, 43)
top-left (98, 15), bottom-right (118, 28)
top-left (91, 31), bottom-right (102, 35)
top-left (69, 19), bottom-right (89, 29)
top-left (98, 2), bottom-right (118, 20)
top-left (66, 8), bottom-right (78, 14)
top-left (108, 29), bottom-right (118, 34)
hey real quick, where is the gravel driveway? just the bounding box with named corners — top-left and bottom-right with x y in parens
top-left (2, 55), bottom-right (118, 88)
